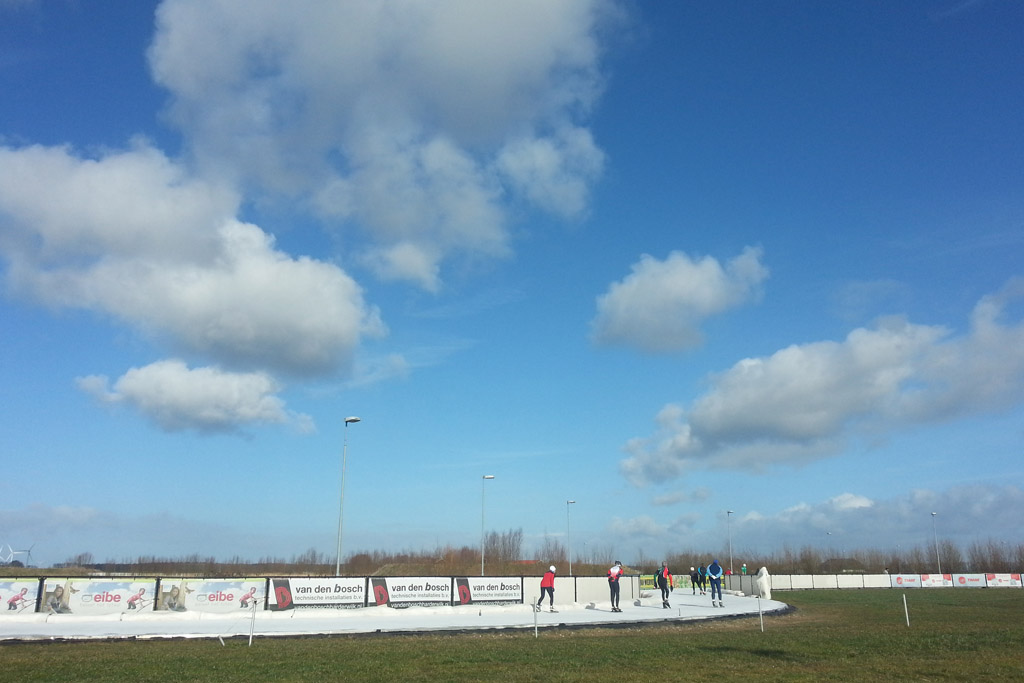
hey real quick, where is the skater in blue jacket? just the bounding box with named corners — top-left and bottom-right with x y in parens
top-left (707, 559), bottom-right (724, 607)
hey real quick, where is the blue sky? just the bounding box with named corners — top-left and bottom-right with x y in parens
top-left (2, 0), bottom-right (1023, 570)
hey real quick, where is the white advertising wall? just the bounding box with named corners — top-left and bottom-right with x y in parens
top-left (952, 574), bottom-right (986, 588)
top-left (156, 578), bottom-right (265, 613)
top-left (985, 573), bottom-right (1022, 587)
top-left (890, 574), bottom-right (922, 588)
top-left (920, 574), bottom-right (953, 588)
top-left (40, 578), bottom-right (158, 615)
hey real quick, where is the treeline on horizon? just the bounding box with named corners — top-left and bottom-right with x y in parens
top-left (9, 530), bottom-right (1024, 578)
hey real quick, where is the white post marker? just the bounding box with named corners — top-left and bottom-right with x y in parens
top-left (533, 595), bottom-right (539, 638)
top-left (903, 593), bottom-right (910, 627)
top-left (758, 596), bottom-right (764, 633)
top-left (249, 597), bottom-right (257, 647)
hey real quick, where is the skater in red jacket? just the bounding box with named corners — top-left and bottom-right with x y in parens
top-left (535, 566), bottom-right (557, 612)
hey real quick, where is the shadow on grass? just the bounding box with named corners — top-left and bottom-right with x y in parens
top-left (704, 644), bottom-right (806, 663)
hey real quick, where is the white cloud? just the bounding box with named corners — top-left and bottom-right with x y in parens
top-left (146, 0), bottom-right (615, 288)
top-left (0, 143), bottom-right (385, 378)
top-left (77, 360), bottom-right (310, 433)
top-left (607, 515), bottom-right (663, 538)
top-left (591, 246), bottom-right (769, 352)
top-left (622, 281), bottom-right (1024, 485)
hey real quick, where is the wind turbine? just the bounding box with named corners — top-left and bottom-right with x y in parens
top-left (11, 544), bottom-right (35, 566)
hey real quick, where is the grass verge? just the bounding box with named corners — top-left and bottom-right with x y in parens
top-left (3, 589), bottom-right (1023, 682)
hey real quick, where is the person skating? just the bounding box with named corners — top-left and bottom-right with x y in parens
top-left (708, 559), bottom-right (724, 607)
top-left (689, 566), bottom-right (699, 595)
top-left (655, 562), bottom-right (673, 608)
top-left (697, 564), bottom-right (708, 595)
top-left (607, 560), bottom-right (623, 612)
top-left (536, 565), bottom-right (557, 612)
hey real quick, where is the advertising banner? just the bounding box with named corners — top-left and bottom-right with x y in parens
top-left (369, 577), bottom-right (451, 607)
top-left (155, 578), bottom-right (266, 613)
top-left (890, 574), bottom-right (921, 588)
top-left (40, 578), bottom-right (158, 615)
top-left (953, 574), bottom-right (986, 588)
top-left (920, 574), bottom-right (953, 588)
top-left (453, 577), bottom-right (522, 605)
top-left (267, 577), bottom-right (366, 610)
top-left (986, 573), bottom-right (1023, 587)
top-left (1, 579), bottom-right (39, 615)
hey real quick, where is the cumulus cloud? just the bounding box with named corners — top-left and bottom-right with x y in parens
top-left (621, 280), bottom-right (1024, 485)
top-left (77, 360), bottom-right (312, 433)
top-left (0, 143), bottom-right (385, 378)
top-left (147, 0), bottom-right (614, 288)
top-left (737, 484), bottom-right (1024, 550)
top-left (591, 246), bottom-right (769, 352)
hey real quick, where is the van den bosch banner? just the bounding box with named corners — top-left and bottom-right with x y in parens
top-left (370, 577), bottom-right (451, 607)
top-left (268, 577), bottom-right (365, 610)
top-left (454, 577), bottom-right (522, 605)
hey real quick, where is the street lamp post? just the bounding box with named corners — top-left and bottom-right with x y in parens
top-left (566, 500), bottom-right (576, 576)
top-left (481, 475), bottom-right (495, 576)
top-left (931, 512), bottom-right (942, 575)
top-left (335, 416), bottom-right (361, 576)
top-left (727, 510), bottom-right (734, 575)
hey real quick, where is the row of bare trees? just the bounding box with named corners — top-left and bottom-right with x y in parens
top-left (41, 535), bottom-right (1024, 577)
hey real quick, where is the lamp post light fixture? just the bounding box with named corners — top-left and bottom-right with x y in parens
top-left (566, 500), bottom-right (576, 576)
top-left (931, 512), bottom-right (942, 575)
top-left (335, 416), bottom-right (361, 576)
top-left (481, 475), bottom-right (495, 576)
top-left (727, 510), bottom-right (734, 575)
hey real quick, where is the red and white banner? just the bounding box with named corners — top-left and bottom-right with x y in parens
top-left (267, 577), bottom-right (366, 610)
top-left (454, 577), bottom-right (522, 605)
top-left (1, 579), bottom-right (39, 615)
top-left (40, 578), bottom-right (158, 615)
top-left (920, 574), bottom-right (953, 587)
top-left (985, 573), bottom-right (1023, 587)
top-left (369, 577), bottom-right (451, 607)
top-left (890, 574), bottom-right (922, 588)
top-left (953, 574), bottom-right (986, 588)
top-left (155, 578), bottom-right (265, 613)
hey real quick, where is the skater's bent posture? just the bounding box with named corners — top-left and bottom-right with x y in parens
top-left (607, 561), bottom-right (623, 612)
top-left (708, 559), bottom-right (724, 607)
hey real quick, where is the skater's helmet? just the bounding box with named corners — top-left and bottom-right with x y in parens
top-left (690, 567), bottom-right (695, 571)
top-left (549, 565), bottom-right (556, 572)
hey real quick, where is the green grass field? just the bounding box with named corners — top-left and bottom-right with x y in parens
top-left (3, 589), bottom-right (1022, 682)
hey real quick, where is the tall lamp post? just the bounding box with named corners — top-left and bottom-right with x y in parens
top-left (727, 510), bottom-right (734, 575)
top-left (480, 475), bottom-right (495, 576)
top-left (931, 512), bottom-right (942, 575)
top-left (335, 416), bottom-right (361, 576)
top-left (566, 500), bottom-right (576, 576)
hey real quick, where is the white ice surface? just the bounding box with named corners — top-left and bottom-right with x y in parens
top-left (0, 591), bottom-right (789, 641)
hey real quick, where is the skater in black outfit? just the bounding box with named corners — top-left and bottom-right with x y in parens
top-left (655, 562), bottom-right (673, 608)
top-left (607, 561), bottom-right (623, 612)
top-left (689, 566), bottom-right (699, 595)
